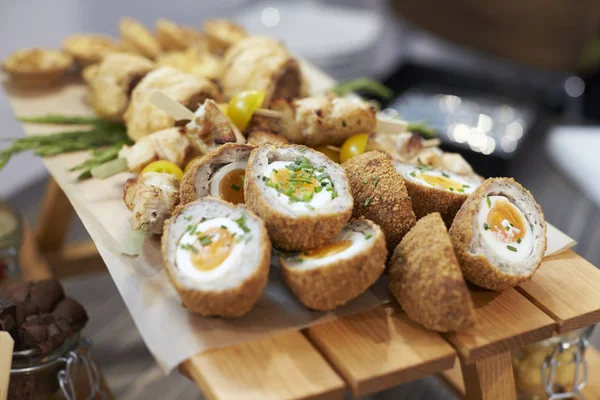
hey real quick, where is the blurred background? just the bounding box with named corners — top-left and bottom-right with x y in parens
top-left (2, 0), bottom-right (600, 398)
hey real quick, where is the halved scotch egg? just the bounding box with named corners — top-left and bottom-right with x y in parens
top-left (162, 198), bottom-right (270, 317)
top-left (180, 143), bottom-right (254, 206)
top-left (389, 212), bottom-right (474, 332)
top-left (281, 219), bottom-right (387, 311)
top-left (245, 144), bottom-right (353, 251)
top-left (343, 151), bottom-right (416, 251)
top-left (395, 162), bottom-right (482, 227)
top-left (449, 178), bottom-right (547, 291)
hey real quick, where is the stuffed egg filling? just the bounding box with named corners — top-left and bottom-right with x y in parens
top-left (478, 195), bottom-right (533, 261)
top-left (176, 217), bottom-right (249, 281)
top-left (262, 157), bottom-right (337, 213)
top-left (209, 161), bottom-right (247, 204)
top-left (291, 230), bottom-right (371, 268)
top-left (401, 164), bottom-right (477, 194)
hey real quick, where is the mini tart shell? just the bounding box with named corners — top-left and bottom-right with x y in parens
top-left (244, 144), bottom-right (353, 251)
top-left (343, 151), bottom-right (416, 251)
top-left (161, 198), bottom-right (271, 317)
top-left (403, 179), bottom-right (469, 227)
top-left (389, 212), bottom-right (475, 332)
top-left (280, 219), bottom-right (387, 311)
top-left (179, 143), bottom-right (255, 206)
top-left (449, 177), bottom-right (547, 291)
top-left (2, 49), bottom-right (73, 86)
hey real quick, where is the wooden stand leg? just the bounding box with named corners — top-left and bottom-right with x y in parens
top-left (460, 352), bottom-right (517, 400)
top-left (35, 179), bottom-right (74, 252)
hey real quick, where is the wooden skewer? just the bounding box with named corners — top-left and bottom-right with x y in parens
top-left (150, 90), bottom-right (409, 135)
top-left (0, 332), bottom-right (14, 400)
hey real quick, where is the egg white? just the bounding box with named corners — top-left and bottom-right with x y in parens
top-left (208, 161), bottom-right (248, 199)
top-left (175, 217), bottom-right (246, 282)
top-left (396, 164), bottom-right (477, 194)
top-left (477, 195), bottom-right (533, 262)
top-left (263, 161), bottom-right (334, 214)
top-left (295, 230), bottom-right (370, 269)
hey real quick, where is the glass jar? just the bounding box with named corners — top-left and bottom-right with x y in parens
top-left (0, 201), bottom-right (23, 282)
top-left (9, 333), bottom-right (103, 400)
top-left (513, 325), bottom-right (595, 400)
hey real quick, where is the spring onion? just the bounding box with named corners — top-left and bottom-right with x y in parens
top-left (122, 225), bottom-right (148, 256)
top-left (90, 157), bottom-right (128, 179)
top-left (329, 78), bottom-right (393, 100)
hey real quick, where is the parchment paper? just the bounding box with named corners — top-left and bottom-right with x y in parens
top-left (2, 66), bottom-right (576, 373)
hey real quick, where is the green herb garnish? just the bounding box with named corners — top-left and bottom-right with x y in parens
top-left (364, 233), bottom-right (372, 239)
top-left (180, 244), bottom-right (198, 253)
top-left (234, 215), bottom-right (251, 233)
top-left (483, 223), bottom-right (490, 230)
top-left (507, 245), bottom-right (518, 252)
top-left (364, 197), bottom-right (371, 207)
top-left (517, 238), bottom-right (522, 244)
top-left (198, 235), bottom-right (213, 246)
top-left (231, 184), bottom-right (241, 191)
top-left (486, 197), bottom-right (492, 208)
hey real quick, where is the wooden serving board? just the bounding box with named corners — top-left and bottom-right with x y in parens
top-left (5, 64), bottom-right (600, 399)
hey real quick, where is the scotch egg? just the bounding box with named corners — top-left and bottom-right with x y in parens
top-left (281, 219), bottom-right (387, 311)
top-left (244, 144), bottom-right (353, 251)
top-left (161, 198), bottom-right (270, 317)
top-left (180, 143), bottom-right (253, 206)
top-left (389, 212), bottom-right (474, 332)
top-left (394, 162), bottom-right (482, 227)
top-left (449, 178), bottom-right (547, 291)
top-left (343, 151), bottom-right (416, 250)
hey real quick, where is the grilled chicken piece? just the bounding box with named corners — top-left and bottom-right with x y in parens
top-left (88, 53), bottom-right (155, 121)
top-left (123, 172), bottom-right (180, 234)
top-left (221, 36), bottom-right (306, 106)
top-left (185, 99), bottom-right (245, 154)
top-left (203, 19), bottom-right (247, 54)
top-left (124, 67), bottom-right (223, 141)
top-left (258, 95), bottom-right (377, 146)
top-left (247, 128), bottom-right (290, 146)
top-left (119, 127), bottom-right (195, 173)
top-left (156, 19), bottom-right (208, 52)
top-left (119, 17), bottom-right (161, 59)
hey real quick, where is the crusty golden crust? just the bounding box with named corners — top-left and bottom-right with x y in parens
top-left (62, 34), bottom-right (122, 66)
top-left (2, 48), bottom-right (73, 86)
top-left (281, 219), bottom-right (387, 310)
top-left (448, 178), bottom-right (547, 291)
top-left (389, 212), bottom-right (475, 332)
top-left (244, 144), bottom-right (352, 251)
top-left (343, 151), bottom-right (416, 250)
top-left (404, 179), bottom-right (468, 227)
top-left (161, 199), bottom-right (271, 317)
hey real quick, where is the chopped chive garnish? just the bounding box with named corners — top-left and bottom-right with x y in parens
top-left (265, 182), bottom-right (279, 189)
top-left (505, 226), bottom-right (510, 231)
top-left (364, 233), bottom-right (372, 239)
top-left (198, 235), bottom-right (213, 246)
top-left (407, 196), bottom-right (412, 201)
top-left (241, 176), bottom-right (245, 185)
top-left (261, 176), bottom-right (268, 182)
top-left (305, 204), bottom-right (315, 210)
top-left (507, 245), bottom-right (517, 252)
top-left (231, 184), bottom-right (241, 191)
top-left (234, 215), bottom-right (251, 233)
top-left (316, 172), bottom-right (330, 181)
top-left (298, 147), bottom-right (307, 153)
top-left (317, 166), bottom-right (325, 172)
top-left (463, 184), bottom-right (470, 188)
top-left (363, 180), bottom-right (368, 184)
top-left (342, 120), bottom-right (347, 127)
top-left (442, 172), bottom-right (450, 178)
top-left (184, 215), bottom-right (193, 221)
top-left (517, 238), bottom-right (522, 244)
top-left (286, 163), bottom-right (300, 171)
top-left (483, 223), bottom-right (490, 230)
top-left (364, 197), bottom-right (371, 207)
top-left (372, 176), bottom-right (379, 187)
top-left (273, 169), bottom-right (278, 174)
top-left (457, 188), bottom-right (464, 193)
top-left (314, 186), bottom-right (322, 193)
top-left (486, 196), bottom-right (492, 208)
top-left (180, 243), bottom-right (198, 253)
top-left (409, 172), bottom-right (417, 178)
top-left (331, 191), bottom-right (338, 199)
top-left (302, 191), bottom-right (314, 202)
top-left (449, 187), bottom-right (454, 191)
top-left (220, 225), bottom-right (227, 229)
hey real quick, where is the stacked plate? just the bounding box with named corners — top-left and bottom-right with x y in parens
top-left (235, 1), bottom-right (382, 79)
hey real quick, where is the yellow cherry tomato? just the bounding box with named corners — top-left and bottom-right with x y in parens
top-left (184, 156), bottom-right (202, 173)
top-left (141, 160), bottom-right (184, 180)
top-left (314, 145), bottom-right (340, 163)
top-left (340, 133), bottom-right (369, 163)
top-left (227, 90), bottom-right (265, 131)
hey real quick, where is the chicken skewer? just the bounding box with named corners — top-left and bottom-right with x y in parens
top-left (91, 97), bottom-right (244, 179)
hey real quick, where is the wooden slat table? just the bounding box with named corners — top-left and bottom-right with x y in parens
top-left (6, 76), bottom-right (600, 400)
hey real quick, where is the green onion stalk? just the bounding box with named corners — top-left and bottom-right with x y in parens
top-left (0, 114), bottom-right (133, 179)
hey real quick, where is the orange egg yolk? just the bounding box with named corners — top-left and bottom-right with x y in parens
top-left (486, 199), bottom-right (526, 241)
top-left (302, 240), bottom-right (353, 259)
top-left (219, 169), bottom-right (245, 205)
top-left (190, 227), bottom-right (234, 271)
top-left (420, 173), bottom-right (463, 191)
top-left (269, 168), bottom-right (319, 197)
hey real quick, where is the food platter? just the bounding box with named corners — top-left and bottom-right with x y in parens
top-left (2, 17), bottom-right (599, 399)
